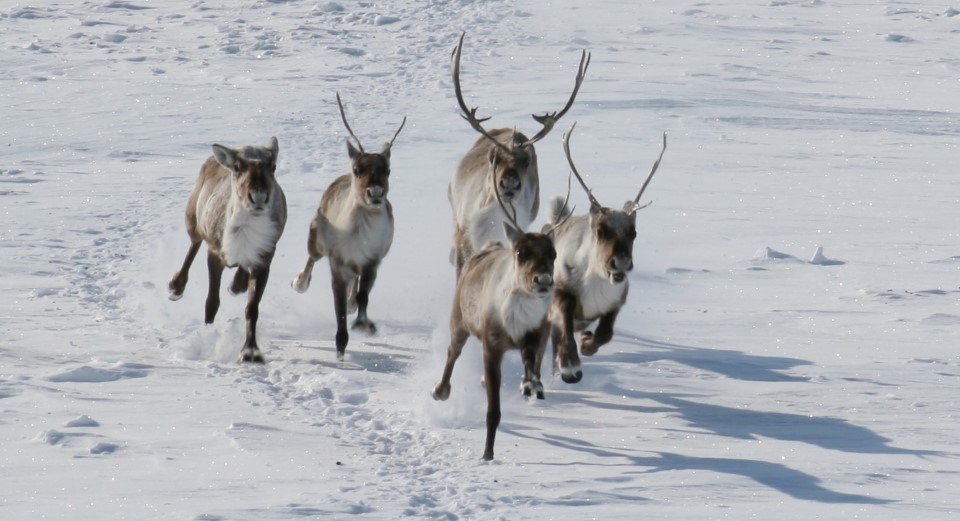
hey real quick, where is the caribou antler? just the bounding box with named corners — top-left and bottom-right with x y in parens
top-left (452, 32), bottom-right (590, 153)
top-left (562, 122), bottom-right (602, 211)
top-left (524, 50), bottom-right (591, 147)
top-left (543, 171), bottom-right (575, 236)
top-left (336, 92), bottom-right (364, 153)
top-left (451, 33), bottom-right (513, 156)
top-left (627, 132), bottom-right (667, 215)
top-left (388, 116), bottom-right (407, 148)
top-left (337, 92), bottom-right (407, 153)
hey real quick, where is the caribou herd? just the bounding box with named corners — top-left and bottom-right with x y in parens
top-left (167, 33), bottom-right (666, 460)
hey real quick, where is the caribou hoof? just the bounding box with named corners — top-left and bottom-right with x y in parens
top-left (291, 272), bottom-right (311, 293)
top-left (561, 369), bottom-right (583, 384)
top-left (168, 276), bottom-right (185, 301)
top-left (239, 348), bottom-right (265, 364)
top-left (580, 331), bottom-right (599, 356)
top-left (521, 380), bottom-right (544, 399)
top-left (432, 384), bottom-right (451, 401)
top-left (351, 319), bottom-right (377, 334)
top-left (228, 270), bottom-right (249, 296)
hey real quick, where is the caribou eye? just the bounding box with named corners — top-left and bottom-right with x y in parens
top-left (629, 229), bottom-right (637, 240)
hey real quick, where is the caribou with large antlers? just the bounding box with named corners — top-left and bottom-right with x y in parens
top-left (168, 137), bottom-right (287, 363)
top-left (542, 123), bottom-right (666, 383)
top-left (432, 168), bottom-right (567, 461)
top-left (292, 93), bottom-right (406, 361)
top-left (448, 32), bottom-right (589, 277)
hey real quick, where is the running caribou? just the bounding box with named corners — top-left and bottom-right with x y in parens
top-left (291, 93), bottom-right (406, 361)
top-left (432, 170), bottom-right (570, 461)
top-left (542, 122), bottom-right (666, 382)
top-left (448, 32), bottom-right (589, 277)
top-left (168, 137), bottom-right (287, 363)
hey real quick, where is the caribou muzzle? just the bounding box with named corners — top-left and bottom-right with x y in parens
top-left (498, 174), bottom-right (520, 201)
top-left (365, 185), bottom-right (386, 208)
top-left (533, 273), bottom-right (554, 295)
top-left (248, 191), bottom-right (270, 214)
top-left (607, 255), bottom-right (633, 283)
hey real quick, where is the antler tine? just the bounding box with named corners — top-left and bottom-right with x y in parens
top-left (490, 155), bottom-right (521, 231)
top-left (630, 132), bottom-right (667, 210)
top-left (389, 116), bottom-right (407, 147)
top-left (524, 50), bottom-right (592, 147)
top-left (336, 92), bottom-right (364, 154)
top-left (546, 171), bottom-right (576, 236)
top-left (562, 122), bottom-right (602, 209)
top-left (451, 32), bottom-right (512, 155)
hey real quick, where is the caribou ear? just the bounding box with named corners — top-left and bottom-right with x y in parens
top-left (487, 147), bottom-right (499, 166)
top-left (347, 139), bottom-right (362, 162)
top-left (380, 142), bottom-right (392, 162)
top-left (268, 136), bottom-right (279, 156)
top-left (503, 221), bottom-right (523, 245)
top-left (212, 144), bottom-right (239, 171)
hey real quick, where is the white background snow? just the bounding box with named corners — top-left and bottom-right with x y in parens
top-left (3, 0), bottom-right (960, 519)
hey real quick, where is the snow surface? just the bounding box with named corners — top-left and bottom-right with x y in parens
top-left (3, 0), bottom-right (960, 519)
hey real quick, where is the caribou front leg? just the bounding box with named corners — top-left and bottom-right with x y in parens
top-left (331, 269), bottom-right (352, 361)
top-left (239, 266), bottom-right (269, 363)
top-left (204, 251), bottom-right (225, 324)
top-left (481, 340), bottom-right (505, 461)
top-left (169, 240), bottom-right (201, 300)
top-left (292, 217), bottom-right (324, 293)
top-left (581, 308), bottom-right (619, 356)
top-left (432, 323), bottom-right (470, 401)
top-left (352, 262), bottom-right (380, 334)
top-left (519, 326), bottom-right (547, 400)
top-left (553, 288), bottom-right (583, 383)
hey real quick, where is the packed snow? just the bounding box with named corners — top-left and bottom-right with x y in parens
top-left (2, 0), bottom-right (960, 519)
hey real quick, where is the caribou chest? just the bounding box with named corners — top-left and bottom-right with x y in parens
top-left (222, 207), bottom-right (280, 269)
top-left (325, 202), bottom-right (394, 265)
top-left (577, 271), bottom-right (627, 321)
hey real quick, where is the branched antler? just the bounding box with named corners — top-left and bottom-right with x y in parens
top-left (627, 132), bottom-right (667, 214)
top-left (524, 51), bottom-right (591, 147)
top-left (452, 32), bottom-right (590, 153)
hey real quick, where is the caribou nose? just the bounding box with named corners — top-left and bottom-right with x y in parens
top-left (366, 186), bottom-right (385, 204)
top-left (249, 191), bottom-right (268, 208)
top-left (500, 176), bottom-right (520, 192)
top-left (534, 273), bottom-right (553, 292)
top-left (609, 256), bottom-right (634, 273)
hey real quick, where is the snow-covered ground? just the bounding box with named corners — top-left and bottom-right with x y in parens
top-left (3, 0), bottom-right (960, 519)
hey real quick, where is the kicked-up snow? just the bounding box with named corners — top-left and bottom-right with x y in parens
top-left (2, 0), bottom-right (959, 519)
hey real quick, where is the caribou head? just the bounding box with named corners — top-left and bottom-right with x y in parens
top-left (212, 137), bottom-right (280, 216)
top-left (337, 92), bottom-right (406, 209)
top-left (562, 122), bottom-right (666, 284)
top-left (493, 159), bottom-right (567, 297)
